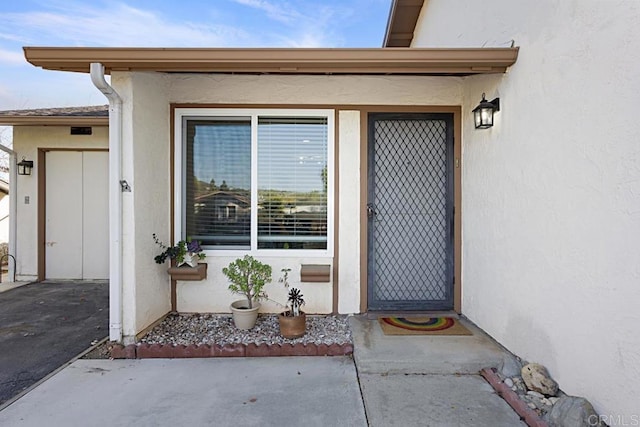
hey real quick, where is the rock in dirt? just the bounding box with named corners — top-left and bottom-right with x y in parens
top-left (522, 363), bottom-right (559, 396)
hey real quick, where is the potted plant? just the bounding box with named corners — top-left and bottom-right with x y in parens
top-left (222, 255), bottom-right (272, 330)
top-left (277, 268), bottom-right (307, 339)
top-left (153, 234), bottom-right (207, 281)
top-left (153, 234), bottom-right (206, 266)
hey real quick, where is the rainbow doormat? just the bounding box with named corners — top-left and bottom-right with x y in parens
top-left (378, 317), bottom-right (472, 336)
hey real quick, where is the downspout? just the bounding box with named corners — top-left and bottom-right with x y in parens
top-left (90, 63), bottom-right (123, 342)
top-left (0, 144), bottom-right (17, 282)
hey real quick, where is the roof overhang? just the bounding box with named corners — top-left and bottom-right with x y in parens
top-left (24, 47), bottom-right (519, 76)
top-left (0, 116), bottom-right (108, 126)
top-left (384, 0), bottom-right (425, 47)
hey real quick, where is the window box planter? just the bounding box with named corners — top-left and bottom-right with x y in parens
top-left (167, 263), bottom-right (207, 281)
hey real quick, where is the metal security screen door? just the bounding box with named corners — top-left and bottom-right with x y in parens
top-left (367, 113), bottom-right (454, 311)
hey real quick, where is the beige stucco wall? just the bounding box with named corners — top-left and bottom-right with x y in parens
top-left (112, 72), bottom-right (173, 340)
top-left (414, 0), bottom-right (640, 419)
top-left (112, 72), bottom-right (463, 329)
top-left (11, 125), bottom-right (108, 281)
top-left (171, 74), bottom-right (463, 314)
top-left (337, 110), bottom-right (361, 314)
top-left (169, 74), bottom-right (462, 106)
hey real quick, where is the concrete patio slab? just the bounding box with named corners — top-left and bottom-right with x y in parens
top-left (359, 373), bottom-right (525, 427)
top-left (0, 357), bottom-right (367, 427)
top-left (350, 315), bottom-right (526, 426)
top-left (349, 315), bottom-right (520, 375)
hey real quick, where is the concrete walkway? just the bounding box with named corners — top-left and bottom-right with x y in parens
top-left (350, 316), bottom-right (525, 426)
top-left (0, 315), bottom-right (525, 426)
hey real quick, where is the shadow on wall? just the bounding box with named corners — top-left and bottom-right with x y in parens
top-left (504, 312), bottom-right (557, 374)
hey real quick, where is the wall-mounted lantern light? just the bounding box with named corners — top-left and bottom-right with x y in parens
top-left (472, 93), bottom-right (500, 129)
top-left (17, 157), bottom-right (34, 176)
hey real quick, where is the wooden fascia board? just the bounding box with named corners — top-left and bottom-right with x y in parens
top-left (0, 116), bottom-right (108, 126)
top-left (23, 47), bottom-right (519, 75)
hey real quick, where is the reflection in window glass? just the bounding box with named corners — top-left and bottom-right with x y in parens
top-left (185, 118), bottom-right (251, 249)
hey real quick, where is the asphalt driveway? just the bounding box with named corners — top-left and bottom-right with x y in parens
top-left (0, 281), bottom-right (108, 405)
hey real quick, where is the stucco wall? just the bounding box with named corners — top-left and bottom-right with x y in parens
top-left (337, 111), bottom-right (361, 314)
top-left (113, 72), bottom-right (463, 334)
top-left (112, 72), bottom-right (172, 339)
top-left (169, 74), bottom-right (461, 106)
top-left (413, 0), bottom-right (640, 418)
top-left (12, 125), bottom-right (108, 280)
top-left (165, 74), bottom-right (463, 314)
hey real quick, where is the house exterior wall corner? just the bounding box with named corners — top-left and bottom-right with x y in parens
top-left (411, 0), bottom-right (640, 418)
top-left (112, 71), bottom-right (172, 339)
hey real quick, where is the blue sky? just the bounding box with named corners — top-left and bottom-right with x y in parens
top-left (0, 0), bottom-right (391, 111)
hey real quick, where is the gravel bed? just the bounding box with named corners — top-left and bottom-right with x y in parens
top-left (139, 313), bottom-right (352, 346)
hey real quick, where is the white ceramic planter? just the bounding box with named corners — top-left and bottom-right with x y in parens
top-left (230, 300), bottom-right (261, 330)
top-left (177, 252), bottom-right (201, 267)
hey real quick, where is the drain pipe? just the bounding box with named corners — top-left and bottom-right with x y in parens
top-left (0, 144), bottom-right (18, 283)
top-left (90, 63), bottom-right (123, 342)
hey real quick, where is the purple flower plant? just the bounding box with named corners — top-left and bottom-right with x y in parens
top-left (187, 240), bottom-right (202, 253)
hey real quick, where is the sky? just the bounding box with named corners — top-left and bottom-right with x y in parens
top-left (0, 0), bottom-right (392, 112)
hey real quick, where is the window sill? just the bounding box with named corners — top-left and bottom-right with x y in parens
top-left (201, 249), bottom-right (333, 258)
top-left (167, 263), bottom-right (208, 281)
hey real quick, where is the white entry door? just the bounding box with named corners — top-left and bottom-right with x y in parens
top-left (45, 151), bottom-right (109, 280)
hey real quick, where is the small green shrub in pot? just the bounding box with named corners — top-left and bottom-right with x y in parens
top-left (222, 255), bottom-right (272, 309)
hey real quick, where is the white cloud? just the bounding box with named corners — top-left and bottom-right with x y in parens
top-left (0, 1), bottom-right (253, 47)
top-left (233, 0), bottom-right (305, 25)
top-left (231, 0), bottom-right (349, 47)
top-left (0, 0), bottom-right (363, 50)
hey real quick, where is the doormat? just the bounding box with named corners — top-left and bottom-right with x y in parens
top-left (378, 317), bottom-right (472, 336)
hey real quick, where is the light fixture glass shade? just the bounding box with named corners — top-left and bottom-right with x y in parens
top-left (17, 158), bottom-right (33, 176)
top-left (472, 93), bottom-right (500, 129)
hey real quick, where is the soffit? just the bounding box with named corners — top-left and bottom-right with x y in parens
top-left (384, 0), bottom-right (424, 47)
top-left (23, 47), bottom-right (519, 76)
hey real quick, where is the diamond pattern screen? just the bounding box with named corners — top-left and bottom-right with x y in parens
top-left (370, 118), bottom-right (451, 309)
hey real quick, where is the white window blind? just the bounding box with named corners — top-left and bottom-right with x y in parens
top-left (257, 117), bottom-right (328, 250)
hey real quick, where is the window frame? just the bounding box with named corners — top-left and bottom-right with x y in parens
top-left (174, 108), bottom-right (335, 258)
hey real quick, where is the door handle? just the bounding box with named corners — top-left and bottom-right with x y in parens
top-left (367, 203), bottom-right (377, 219)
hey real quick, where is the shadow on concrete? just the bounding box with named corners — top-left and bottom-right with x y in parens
top-left (0, 281), bottom-right (108, 405)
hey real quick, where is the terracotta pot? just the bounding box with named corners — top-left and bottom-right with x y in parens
top-left (230, 300), bottom-right (261, 330)
top-left (278, 311), bottom-right (306, 339)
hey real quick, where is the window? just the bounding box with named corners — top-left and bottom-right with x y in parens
top-left (176, 109), bottom-right (334, 255)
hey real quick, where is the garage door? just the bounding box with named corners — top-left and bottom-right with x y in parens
top-left (45, 151), bottom-right (109, 280)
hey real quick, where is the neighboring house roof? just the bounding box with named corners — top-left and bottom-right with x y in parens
top-left (195, 191), bottom-right (251, 208)
top-left (0, 105), bottom-right (109, 126)
top-left (23, 47), bottom-right (518, 76)
top-left (384, 0), bottom-right (425, 47)
top-left (0, 179), bottom-right (8, 195)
